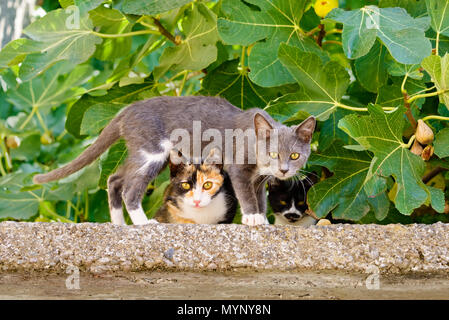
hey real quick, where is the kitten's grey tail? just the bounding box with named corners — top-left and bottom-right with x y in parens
top-left (33, 117), bottom-right (122, 184)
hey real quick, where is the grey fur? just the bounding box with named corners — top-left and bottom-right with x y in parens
top-left (33, 96), bottom-right (315, 225)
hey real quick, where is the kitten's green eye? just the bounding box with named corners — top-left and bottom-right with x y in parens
top-left (290, 152), bottom-right (300, 160)
top-left (280, 200), bottom-right (287, 205)
top-left (181, 182), bottom-right (191, 190)
top-left (269, 152), bottom-right (278, 159)
top-left (203, 181), bottom-right (213, 190)
top-left (298, 201), bottom-right (305, 205)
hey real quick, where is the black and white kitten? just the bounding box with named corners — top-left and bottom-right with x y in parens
top-left (154, 148), bottom-right (237, 224)
top-left (268, 176), bottom-right (317, 226)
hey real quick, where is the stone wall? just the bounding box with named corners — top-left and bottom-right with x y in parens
top-left (1, 222), bottom-right (448, 274)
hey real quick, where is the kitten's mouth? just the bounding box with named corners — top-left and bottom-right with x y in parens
top-left (275, 172), bottom-right (294, 180)
top-left (284, 213), bottom-right (302, 222)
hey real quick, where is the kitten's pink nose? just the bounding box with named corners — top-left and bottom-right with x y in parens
top-left (193, 200), bottom-right (201, 207)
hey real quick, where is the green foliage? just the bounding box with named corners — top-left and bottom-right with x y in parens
top-left (435, 128), bottom-right (449, 158)
top-left (154, 3), bottom-right (219, 78)
top-left (218, 0), bottom-right (325, 87)
top-left (327, 6), bottom-right (432, 63)
top-left (269, 43), bottom-right (350, 121)
top-left (307, 141), bottom-right (378, 220)
top-left (422, 53), bottom-right (449, 109)
top-left (339, 104), bottom-right (443, 214)
top-left (426, 0), bottom-right (449, 56)
top-left (122, 0), bottom-right (192, 15)
top-left (20, 9), bottom-right (102, 80)
top-left (0, 0), bottom-right (448, 224)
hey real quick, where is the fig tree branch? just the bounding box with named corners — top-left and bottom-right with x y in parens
top-left (152, 17), bottom-right (180, 45)
top-left (316, 24), bottom-right (325, 47)
top-left (401, 74), bottom-right (418, 129)
top-left (92, 29), bottom-right (160, 38)
top-left (422, 115), bottom-right (449, 122)
top-left (422, 166), bottom-right (448, 184)
top-left (407, 89), bottom-right (449, 104)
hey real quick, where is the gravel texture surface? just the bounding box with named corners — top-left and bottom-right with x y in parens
top-left (1, 221), bottom-right (448, 274)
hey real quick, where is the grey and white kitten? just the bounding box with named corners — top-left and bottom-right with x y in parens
top-left (33, 96), bottom-right (315, 226)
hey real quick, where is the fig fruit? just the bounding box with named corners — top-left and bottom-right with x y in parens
top-left (314, 0), bottom-right (338, 18)
top-left (40, 132), bottom-right (53, 145)
top-left (6, 135), bottom-right (21, 149)
top-left (410, 139), bottom-right (423, 156)
top-left (416, 119), bottom-right (434, 145)
top-left (421, 145), bottom-right (434, 161)
top-left (316, 219), bottom-right (331, 226)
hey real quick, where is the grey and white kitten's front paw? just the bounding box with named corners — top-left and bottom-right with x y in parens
top-left (136, 218), bottom-right (160, 225)
top-left (241, 213), bottom-right (269, 226)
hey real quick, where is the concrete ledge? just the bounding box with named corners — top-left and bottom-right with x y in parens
top-left (1, 222), bottom-right (448, 274)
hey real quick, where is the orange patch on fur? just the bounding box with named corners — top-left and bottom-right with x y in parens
top-left (167, 202), bottom-right (194, 223)
top-left (197, 169), bottom-right (224, 196)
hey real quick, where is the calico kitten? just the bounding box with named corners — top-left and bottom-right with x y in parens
top-left (33, 96), bottom-right (315, 226)
top-left (154, 148), bottom-right (237, 224)
top-left (268, 176), bottom-right (318, 226)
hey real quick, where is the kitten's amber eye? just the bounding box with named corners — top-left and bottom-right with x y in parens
top-left (280, 200), bottom-right (287, 205)
top-left (298, 201), bottom-right (305, 205)
top-left (290, 152), bottom-right (300, 160)
top-left (203, 181), bottom-right (213, 190)
top-left (181, 182), bottom-right (191, 190)
top-left (269, 152), bottom-right (278, 159)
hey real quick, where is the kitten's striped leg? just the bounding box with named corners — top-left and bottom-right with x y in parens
top-left (127, 206), bottom-right (151, 225)
top-left (107, 173), bottom-right (126, 225)
top-left (228, 168), bottom-right (269, 226)
top-left (123, 143), bottom-right (170, 225)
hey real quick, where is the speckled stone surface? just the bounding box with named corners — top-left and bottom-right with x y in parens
top-left (1, 221), bottom-right (448, 274)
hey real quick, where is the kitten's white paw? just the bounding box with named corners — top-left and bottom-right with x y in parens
top-left (133, 220), bottom-right (149, 225)
top-left (128, 208), bottom-right (151, 225)
top-left (110, 208), bottom-right (126, 225)
top-left (134, 218), bottom-right (159, 225)
top-left (242, 213), bottom-right (269, 226)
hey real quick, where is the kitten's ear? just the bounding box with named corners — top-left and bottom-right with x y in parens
top-left (294, 116), bottom-right (316, 143)
top-left (254, 113), bottom-right (273, 138)
top-left (204, 147), bottom-right (223, 170)
top-left (168, 149), bottom-right (187, 176)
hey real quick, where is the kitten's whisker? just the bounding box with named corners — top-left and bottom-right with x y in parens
top-left (302, 175), bottom-right (314, 186)
top-left (299, 169), bottom-right (320, 179)
top-left (298, 179), bottom-right (306, 198)
top-left (255, 175), bottom-right (270, 192)
top-left (289, 176), bottom-right (299, 191)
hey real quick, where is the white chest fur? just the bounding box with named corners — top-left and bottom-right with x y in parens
top-left (179, 192), bottom-right (228, 224)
